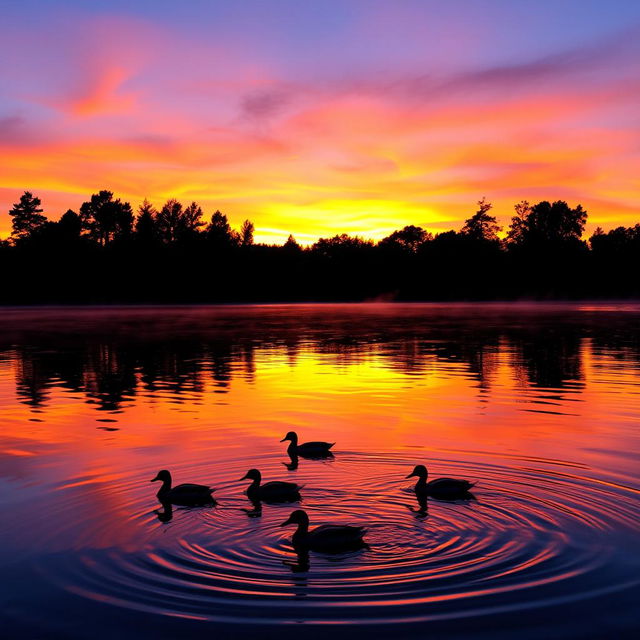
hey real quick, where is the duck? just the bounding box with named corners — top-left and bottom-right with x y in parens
top-left (406, 464), bottom-right (475, 499)
top-left (240, 468), bottom-right (302, 503)
top-left (281, 509), bottom-right (367, 552)
top-left (280, 431), bottom-right (335, 458)
top-left (151, 469), bottom-right (216, 506)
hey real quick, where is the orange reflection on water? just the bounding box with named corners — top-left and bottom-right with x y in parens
top-left (0, 306), bottom-right (639, 633)
top-left (0, 329), bottom-right (636, 476)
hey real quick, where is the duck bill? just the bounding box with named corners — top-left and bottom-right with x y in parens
top-left (239, 473), bottom-right (249, 481)
top-left (280, 437), bottom-right (289, 442)
top-left (151, 475), bottom-right (161, 482)
top-left (280, 516), bottom-right (294, 527)
top-left (405, 472), bottom-right (416, 479)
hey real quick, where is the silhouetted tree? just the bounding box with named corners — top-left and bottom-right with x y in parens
top-left (156, 199), bottom-right (183, 244)
top-left (9, 191), bottom-right (47, 241)
top-left (283, 234), bottom-right (302, 252)
top-left (379, 225), bottom-right (431, 252)
top-left (590, 225), bottom-right (640, 254)
top-left (240, 219), bottom-right (255, 247)
top-left (507, 200), bottom-right (587, 248)
top-left (181, 202), bottom-right (205, 240)
top-left (207, 210), bottom-right (236, 248)
top-left (507, 200), bottom-right (531, 246)
top-left (313, 234), bottom-right (374, 258)
top-left (2, 188), bottom-right (638, 303)
top-left (135, 199), bottom-right (158, 243)
top-left (79, 190), bottom-right (134, 245)
top-left (589, 224), bottom-right (640, 296)
top-left (461, 198), bottom-right (501, 242)
top-left (56, 209), bottom-right (82, 242)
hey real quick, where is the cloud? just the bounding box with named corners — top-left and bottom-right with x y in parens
top-left (66, 66), bottom-right (138, 117)
top-left (1, 13), bottom-right (639, 242)
top-left (240, 87), bottom-right (295, 121)
top-left (0, 116), bottom-right (28, 143)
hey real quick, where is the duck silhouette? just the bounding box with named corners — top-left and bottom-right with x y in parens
top-left (406, 464), bottom-right (475, 499)
top-left (281, 509), bottom-right (367, 552)
top-left (151, 469), bottom-right (216, 506)
top-left (240, 468), bottom-right (302, 503)
top-left (280, 431), bottom-right (335, 458)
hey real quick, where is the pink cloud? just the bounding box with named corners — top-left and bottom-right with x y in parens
top-left (0, 13), bottom-right (639, 242)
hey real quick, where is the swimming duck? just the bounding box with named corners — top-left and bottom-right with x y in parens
top-left (280, 431), bottom-right (335, 457)
top-left (406, 464), bottom-right (475, 498)
top-left (281, 509), bottom-right (367, 551)
top-left (151, 469), bottom-right (216, 506)
top-left (240, 468), bottom-right (302, 503)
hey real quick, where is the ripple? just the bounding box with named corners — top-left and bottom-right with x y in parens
top-left (33, 450), bottom-right (640, 626)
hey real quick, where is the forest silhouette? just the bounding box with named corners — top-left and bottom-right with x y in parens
top-left (2, 190), bottom-right (639, 303)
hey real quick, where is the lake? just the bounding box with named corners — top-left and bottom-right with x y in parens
top-left (1, 304), bottom-right (639, 639)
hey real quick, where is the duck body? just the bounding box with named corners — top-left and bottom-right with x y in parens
top-left (241, 468), bottom-right (302, 503)
top-left (281, 431), bottom-right (335, 458)
top-left (407, 465), bottom-right (475, 499)
top-left (282, 510), bottom-right (367, 552)
top-left (151, 470), bottom-right (216, 506)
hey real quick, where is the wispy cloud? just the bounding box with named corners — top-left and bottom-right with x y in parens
top-left (0, 7), bottom-right (639, 242)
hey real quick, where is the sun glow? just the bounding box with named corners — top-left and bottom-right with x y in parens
top-left (1, 4), bottom-right (639, 241)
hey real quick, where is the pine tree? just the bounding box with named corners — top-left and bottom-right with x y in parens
top-left (135, 199), bottom-right (158, 243)
top-left (240, 219), bottom-right (255, 246)
top-left (9, 191), bottom-right (47, 241)
top-left (461, 197), bottom-right (501, 242)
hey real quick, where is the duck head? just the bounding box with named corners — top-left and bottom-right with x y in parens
top-left (280, 509), bottom-right (309, 529)
top-left (280, 431), bottom-right (298, 444)
top-left (240, 468), bottom-right (262, 483)
top-left (406, 464), bottom-right (428, 480)
top-left (151, 469), bottom-right (171, 484)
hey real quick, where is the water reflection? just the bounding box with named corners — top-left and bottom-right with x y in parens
top-left (284, 546), bottom-right (311, 573)
top-left (283, 452), bottom-right (299, 471)
top-left (241, 497), bottom-right (264, 519)
top-left (0, 305), bottom-right (639, 640)
top-left (6, 304), bottom-right (638, 413)
top-left (154, 500), bottom-right (173, 523)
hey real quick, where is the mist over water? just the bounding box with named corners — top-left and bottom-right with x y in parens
top-left (1, 304), bottom-right (639, 639)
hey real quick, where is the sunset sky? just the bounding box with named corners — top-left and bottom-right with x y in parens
top-left (1, 0), bottom-right (639, 243)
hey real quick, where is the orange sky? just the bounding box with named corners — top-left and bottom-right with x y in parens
top-left (1, 3), bottom-right (639, 243)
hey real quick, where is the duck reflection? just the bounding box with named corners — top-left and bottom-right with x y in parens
top-left (154, 500), bottom-right (174, 523)
top-left (283, 546), bottom-right (311, 573)
top-left (282, 452), bottom-right (299, 471)
top-left (154, 496), bottom-right (219, 523)
top-left (282, 450), bottom-right (336, 472)
top-left (408, 492), bottom-right (429, 519)
top-left (240, 497), bottom-right (263, 519)
top-left (407, 491), bottom-right (477, 521)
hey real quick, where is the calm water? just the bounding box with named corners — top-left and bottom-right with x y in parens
top-left (1, 304), bottom-right (639, 640)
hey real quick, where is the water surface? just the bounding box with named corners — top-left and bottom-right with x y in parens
top-left (1, 304), bottom-right (639, 639)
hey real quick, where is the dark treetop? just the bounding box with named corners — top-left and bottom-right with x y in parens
top-left (2, 192), bottom-right (639, 303)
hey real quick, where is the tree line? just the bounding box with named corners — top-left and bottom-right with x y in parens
top-left (1, 190), bottom-right (639, 303)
